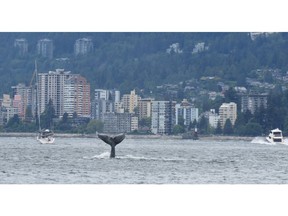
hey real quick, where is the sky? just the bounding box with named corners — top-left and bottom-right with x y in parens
top-left (1, 1), bottom-right (288, 216)
top-left (2, 0), bottom-right (288, 32)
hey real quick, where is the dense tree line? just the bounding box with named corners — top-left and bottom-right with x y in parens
top-left (1, 32), bottom-right (288, 96)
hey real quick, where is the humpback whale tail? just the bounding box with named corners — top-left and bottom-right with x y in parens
top-left (97, 133), bottom-right (126, 158)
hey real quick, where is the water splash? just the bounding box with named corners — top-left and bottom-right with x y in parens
top-left (92, 152), bottom-right (111, 159)
top-left (83, 152), bottom-right (111, 159)
top-left (251, 137), bottom-right (288, 145)
top-left (251, 137), bottom-right (274, 145)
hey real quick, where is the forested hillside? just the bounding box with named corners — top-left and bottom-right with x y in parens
top-left (0, 32), bottom-right (287, 95)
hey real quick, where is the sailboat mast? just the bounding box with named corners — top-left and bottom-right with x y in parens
top-left (35, 60), bottom-right (41, 131)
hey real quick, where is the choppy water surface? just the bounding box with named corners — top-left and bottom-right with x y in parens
top-left (1, 136), bottom-right (288, 184)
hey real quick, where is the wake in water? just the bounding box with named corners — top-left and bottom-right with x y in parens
top-left (251, 137), bottom-right (288, 145)
top-left (118, 155), bottom-right (188, 162)
top-left (84, 152), bottom-right (188, 162)
top-left (83, 152), bottom-right (111, 159)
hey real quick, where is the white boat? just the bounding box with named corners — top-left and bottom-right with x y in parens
top-left (266, 128), bottom-right (284, 144)
top-left (37, 129), bottom-right (55, 144)
top-left (34, 61), bottom-right (55, 144)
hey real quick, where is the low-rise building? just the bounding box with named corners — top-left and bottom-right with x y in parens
top-left (208, 109), bottom-right (220, 128)
top-left (103, 113), bottom-right (132, 133)
top-left (219, 102), bottom-right (237, 128)
top-left (241, 93), bottom-right (268, 114)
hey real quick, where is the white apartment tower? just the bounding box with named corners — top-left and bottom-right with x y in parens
top-left (175, 99), bottom-right (199, 126)
top-left (37, 39), bottom-right (53, 59)
top-left (38, 69), bottom-right (72, 117)
top-left (14, 38), bottom-right (28, 56)
top-left (208, 109), bottom-right (220, 128)
top-left (74, 38), bottom-right (94, 56)
top-left (151, 101), bottom-right (175, 135)
top-left (219, 102), bottom-right (237, 128)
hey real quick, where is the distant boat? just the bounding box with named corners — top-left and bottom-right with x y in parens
top-left (33, 60), bottom-right (55, 144)
top-left (266, 128), bottom-right (284, 144)
top-left (182, 127), bottom-right (199, 140)
top-left (37, 129), bottom-right (55, 144)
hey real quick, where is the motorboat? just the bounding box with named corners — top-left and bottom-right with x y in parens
top-left (37, 129), bottom-right (55, 144)
top-left (266, 128), bottom-right (284, 144)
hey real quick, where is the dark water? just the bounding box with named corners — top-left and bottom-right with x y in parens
top-left (1, 136), bottom-right (288, 184)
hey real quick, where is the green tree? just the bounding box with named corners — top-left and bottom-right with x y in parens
top-left (86, 120), bottom-right (104, 134)
top-left (224, 87), bottom-right (238, 103)
top-left (62, 112), bottom-right (69, 123)
top-left (24, 106), bottom-right (33, 122)
top-left (215, 121), bottom-right (222, 134)
top-left (223, 119), bottom-right (233, 135)
top-left (173, 124), bottom-right (185, 135)
top-left (198, 116), bottom-right (209, 134)
top-left (188, 119), bottom-right (197, 130)
top-left (253, 105), bottom-right (267, 132)
top-left (139, 117), bottom-right (151, 128)
top-left (243, 122), bottom-right (263, 136)
top-left (55, 112), bottom-right (72, 132)
top-left (283, 116), bottom-right (288, 136)
top-left (41, 99), bottom-right (56, 129)
top-left (6, 114), bottom-right (21, 129)
top-left (178, 116), bottom-right (185, 127)
top-left (263, 70), bottom-right (273, 83)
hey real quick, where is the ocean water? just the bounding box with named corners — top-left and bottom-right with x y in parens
top-left (1, 136), bottom-right (288, 184)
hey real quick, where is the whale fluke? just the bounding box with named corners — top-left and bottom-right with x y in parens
top-left (97, 133), bottom-right (125, 158)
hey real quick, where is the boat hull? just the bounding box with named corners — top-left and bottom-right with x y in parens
top-left (266, 137), bottom-right (284, 144)
top-left (37, 136), bottom-right (55, 144)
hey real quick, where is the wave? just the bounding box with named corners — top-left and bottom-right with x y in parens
top-left (251, 137), bottom-right (275, 145)
top-left (251, 137), bottom-right (288, 145)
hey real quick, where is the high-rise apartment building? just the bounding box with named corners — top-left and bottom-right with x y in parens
top-left (74, 38), bottom-right (94, 56)
top-left (37, 39), bottom-right (53, 59)
top-left (219, 102), bottom-right (237, 128)
top-left (14, 38), bottom-right (28, 56)
top-left (91, 89), bottom-right (120, 120)
top-left (175, 99), bottom-right (198, 126)
top-left (38, 69), bottom-right (91, 118)
top-left (151, 101), bottom-right (175, 135)
top-left (63, 75), bottom-right (91, 117)
top-left (91, 99), bottom-right (114, 120)
top-left (38, 69), bottom-right (72, 117)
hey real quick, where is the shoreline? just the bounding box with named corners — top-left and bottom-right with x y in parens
top-left (0, 132), bottom-right (254, 141)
